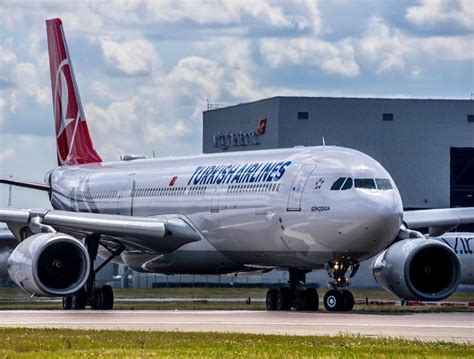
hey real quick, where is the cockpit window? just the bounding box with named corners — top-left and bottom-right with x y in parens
top-left (330, 177), bottom-right (346, 190)
top-left (341, 177), bottom-right (353, 190)
top-left (376, 178), bottom-right (393, 190)
top-left (354, 178), bottom-right (376, 189)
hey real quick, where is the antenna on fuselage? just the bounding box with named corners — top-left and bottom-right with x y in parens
top-left (322, 137), bottom-right (326, 146)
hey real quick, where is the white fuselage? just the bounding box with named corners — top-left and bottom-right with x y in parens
top-left (435, 233), bottom-right (474, 285)
top-left (49, 146), bottom-right (403, 273)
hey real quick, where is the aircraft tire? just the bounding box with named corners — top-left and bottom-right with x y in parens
top-left (62, 296), bottom-right (72, 310)
top-left (101, 285), bottom-right (114, 310)
top-left (340, 289), bottom-right (354, 311)
top-left (276, 287), bottom-right (292, 311)
top-left (304, 288), bottom-right (319, 311)
top-left (71, 288), bottom-right (87, 310)
top-left (91, 288), bottom-right (104, 310)
top-left (265, 288), bottom-right (278, 311)
top-left (323, 290), bottom-right (343, 311)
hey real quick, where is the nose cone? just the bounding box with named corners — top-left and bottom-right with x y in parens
top-left (354, 189), bottom-right (402, 256)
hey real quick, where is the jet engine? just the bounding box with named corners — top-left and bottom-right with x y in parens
top-left (7, 232), bottom-right (90, 296)
top-left (373, 238), bottom-right (460, 301)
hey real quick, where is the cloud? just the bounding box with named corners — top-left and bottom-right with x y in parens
top-left (0, 46), bottom-right (18, 87)
top-left (1, 0), bottom-right (473, 177)
top-left (100, 38), bottom-right (160, 76)
top-left (406, 0), bottom-right (473, 31)
top-left (84, 55), bottom-right (226, 160)
top-left (260, 37), bottom-right (360, 77)
top-left (420, 35), bottom-right (474, 61)
top-left (358, 17), bottom-right (410, 73)
top-left (0, 148), bottom-right (15, 161)
top-left (98, 0), bottom-right (321, 32)
top-left (0, 45), bottom-right (50, 132)
top-left (357, 16), bottom-right (474, 74)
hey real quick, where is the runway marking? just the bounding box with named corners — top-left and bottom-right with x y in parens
top-left (1, 321), bottom-right (472, 329)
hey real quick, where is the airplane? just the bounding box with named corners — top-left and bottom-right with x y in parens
top-left (1, 18), bottom-right (473, 311)
top-left (433, 233), bottom-right (473, 285)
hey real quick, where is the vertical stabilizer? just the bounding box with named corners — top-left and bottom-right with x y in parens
top-left (46, 18), bottom-right (101, 166)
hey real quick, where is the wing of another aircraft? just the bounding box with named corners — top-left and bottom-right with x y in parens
top-left (403, 207), bottom-right (474, 237)
top-left (0, 207), bottom-right (200, 253)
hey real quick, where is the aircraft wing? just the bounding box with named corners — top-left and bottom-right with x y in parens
top-left (403, 207), bottom-right (474, 237)
top-left (0, 207), bottom-right (200, 253)
top-left (0, 177), bottom-right (50, 191)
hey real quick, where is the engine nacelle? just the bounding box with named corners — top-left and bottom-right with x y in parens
top-left (7, 232), bottom-right (90, 297)
top-left (373, 238), bottom-right (461, 301)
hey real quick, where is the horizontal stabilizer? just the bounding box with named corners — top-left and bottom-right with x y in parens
top-left (0, 177), bottom-right (50, 191)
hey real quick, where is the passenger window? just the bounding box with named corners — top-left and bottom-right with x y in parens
top-left (354, 178), bottom-right (376, 189)
top-left (341, 177), bottom-right (353, 190)
top-left (331, 177), bottom-right (346, 190)
top-left (376, 179), bottom-right (393, 190)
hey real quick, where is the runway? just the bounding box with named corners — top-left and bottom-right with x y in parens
top-left (0, 311), bottom-right (473, 343)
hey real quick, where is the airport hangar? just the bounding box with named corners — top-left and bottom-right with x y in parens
top-left (132, 96), bottom-right (474, 289)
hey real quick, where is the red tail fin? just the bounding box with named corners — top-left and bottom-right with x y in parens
top-left (46, 18), bottom-right (101, 166)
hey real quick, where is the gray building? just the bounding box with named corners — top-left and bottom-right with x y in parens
top-left (203, 97), bottom-right (474, 210)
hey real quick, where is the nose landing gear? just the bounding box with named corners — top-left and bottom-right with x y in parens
top-left (322, 259), bottom-right (359, 311)
top-left (265, 269), bottom-right (319, 311)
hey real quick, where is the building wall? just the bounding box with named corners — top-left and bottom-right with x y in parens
top-left (203, 98), bottom-right (280, 153)
top-left (204, 97), bottom-right (474, 209)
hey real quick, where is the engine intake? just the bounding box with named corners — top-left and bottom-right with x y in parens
top-left (8, 232), bottom-right (90, 296)
top-left (373, 238), bottom-right (460, 301)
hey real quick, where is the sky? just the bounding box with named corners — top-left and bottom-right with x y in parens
top-left (0, 0), bottom-right (473, 209)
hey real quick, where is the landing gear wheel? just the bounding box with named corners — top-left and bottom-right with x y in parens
top-left (265, 269), bottom-right (317, 312)
top-left (276, 287), bottom-right (292, 311)
top-left (324, 290), bottom-right (341, 311)
top-left (266, 288), bottom-right (278, 311)
top-left (101, 285), bottom-right (114, 310)
top-left (91, 287), bottom-right (104, 310)
top-left (71, 288), bottom-right (87, 310)
top-left (324, 289), bottom-right (354, 311)
top-left (340, 289), bottom-right (354, 311)
top-left (62, 296), bottom-right (72, 310)
top-left (303, 288), bottom-right (319, 311)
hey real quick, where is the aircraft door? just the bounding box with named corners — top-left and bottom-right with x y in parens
top-left (117, 174), bottom-right (136, 216)
top-left (210, 187), bottom-right (219, 213)
top-left (287, 165), bottom-right (316, 211)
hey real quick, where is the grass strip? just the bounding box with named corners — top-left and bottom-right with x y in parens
top-left (0, 328), bottom-right (472, 358)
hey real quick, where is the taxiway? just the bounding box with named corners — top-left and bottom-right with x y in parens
top-left (0, 311), bottom-right (472, 343)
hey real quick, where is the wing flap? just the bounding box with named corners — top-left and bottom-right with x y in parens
top-left (0, 207), bottom-right (200, 253)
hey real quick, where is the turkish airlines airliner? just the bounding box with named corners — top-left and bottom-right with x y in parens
top-left (1, 19), bottom-right (473, 311)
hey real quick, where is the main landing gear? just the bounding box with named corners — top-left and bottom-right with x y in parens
top-left (265, 269), bottom-right (319, 311)
top-left (62, 234), bottom-right (124, 310)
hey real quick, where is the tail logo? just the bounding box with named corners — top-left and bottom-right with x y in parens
top-left (54, 59), bottom-right (80, 165)
top-left (257, 117), bottom-right (267, 135)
